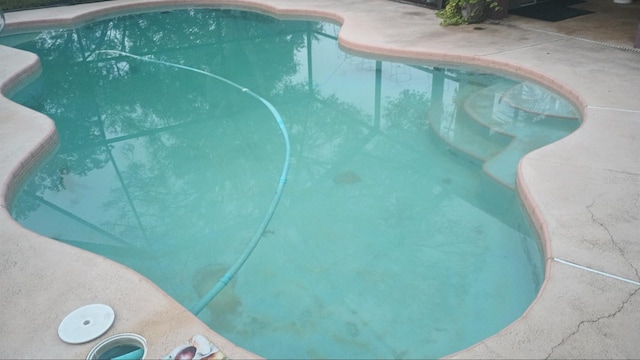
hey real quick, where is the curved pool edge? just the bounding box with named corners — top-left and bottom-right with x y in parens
top-left (0, 25), bottom-right (262, 360)
top-left (1, 0), bottom-right (639, 358)
top-left (0, 48), bottom-right (54, 209)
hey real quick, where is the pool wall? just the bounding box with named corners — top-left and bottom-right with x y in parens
top-left (1, 1), bottom-right (639, 358)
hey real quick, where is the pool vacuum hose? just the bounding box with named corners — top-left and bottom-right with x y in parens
top-left (97, 50), bottom-right (291, 316)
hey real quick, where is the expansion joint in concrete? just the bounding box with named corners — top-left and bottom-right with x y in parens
top-left (587, 105), bottom-right (640, 114)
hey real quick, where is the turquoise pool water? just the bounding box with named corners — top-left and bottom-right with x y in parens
top-left (2, 8), bottom-right (579, 359)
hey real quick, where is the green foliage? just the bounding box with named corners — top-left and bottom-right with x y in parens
top-left (436, 0), bottom-right (500, 27)
top-left (436, 0), bottom-right (469, 27)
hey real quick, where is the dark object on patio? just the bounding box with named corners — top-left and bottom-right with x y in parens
top-left (509, 0), bottom-right (594, 22)
top-left (391, 0), bottom-right (446, 10)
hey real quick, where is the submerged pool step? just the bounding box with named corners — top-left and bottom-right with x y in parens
top-left (463, 82), bottom-right (580, 139)
top-left (466, 82), bottom-right (580, 188)
top-left (428, 107), bottom-right (510, 165)
top-left (430, 81), bottom-right (580, 189)
top-left (482, 139), bottom-right (531, 189)
top-left (501, 82), bottom-right (580, 121)
top-left (488, 122), bottom-right (580, 185)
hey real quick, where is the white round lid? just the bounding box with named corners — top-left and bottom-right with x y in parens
top-left (58, 304), bottom-right (115, 344)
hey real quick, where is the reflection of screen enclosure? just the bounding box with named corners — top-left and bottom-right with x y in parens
top-left (3, 8), bottom-right (579, 359)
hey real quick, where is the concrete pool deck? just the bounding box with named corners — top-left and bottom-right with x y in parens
top-left (1, 0), bottom-right (639, 358)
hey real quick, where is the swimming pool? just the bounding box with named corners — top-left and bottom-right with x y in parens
top-left (2, 8), bottom-right (580, 359)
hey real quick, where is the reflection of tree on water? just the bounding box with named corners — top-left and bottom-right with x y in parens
top-left (383, 89), bottom-right (430, 132)
top-left (8, 10), bottom-right (496, 249)
top-left (9, 10), bottom-right (319, 225)
top-left (8, 9), bottom-right (457, 301)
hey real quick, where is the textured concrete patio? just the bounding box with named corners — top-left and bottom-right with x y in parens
top-left (1, 0), bottom-right (639, 358)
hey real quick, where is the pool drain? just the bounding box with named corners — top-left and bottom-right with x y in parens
top-left (86, 333), bottom-right (147, 360)
top-left (58, 304), bottom-right (115, 344)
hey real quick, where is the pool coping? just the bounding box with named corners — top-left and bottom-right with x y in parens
top-left (1, 1), bottom-right (639, 358)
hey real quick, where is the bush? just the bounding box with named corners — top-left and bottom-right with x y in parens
top-left (436, 0), bottom-right (500, 26)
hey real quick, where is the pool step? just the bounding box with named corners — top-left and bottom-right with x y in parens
top-left (482, 138), bottom-right (536, 189)
top-left (500, 82), bottom-right (579, 121)
top-left (431, 81), bottom-right (580, 189)
top-left (428, 83), bottom-right (511, 165)
top-left (463, 82), bottom-right (579, 140)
